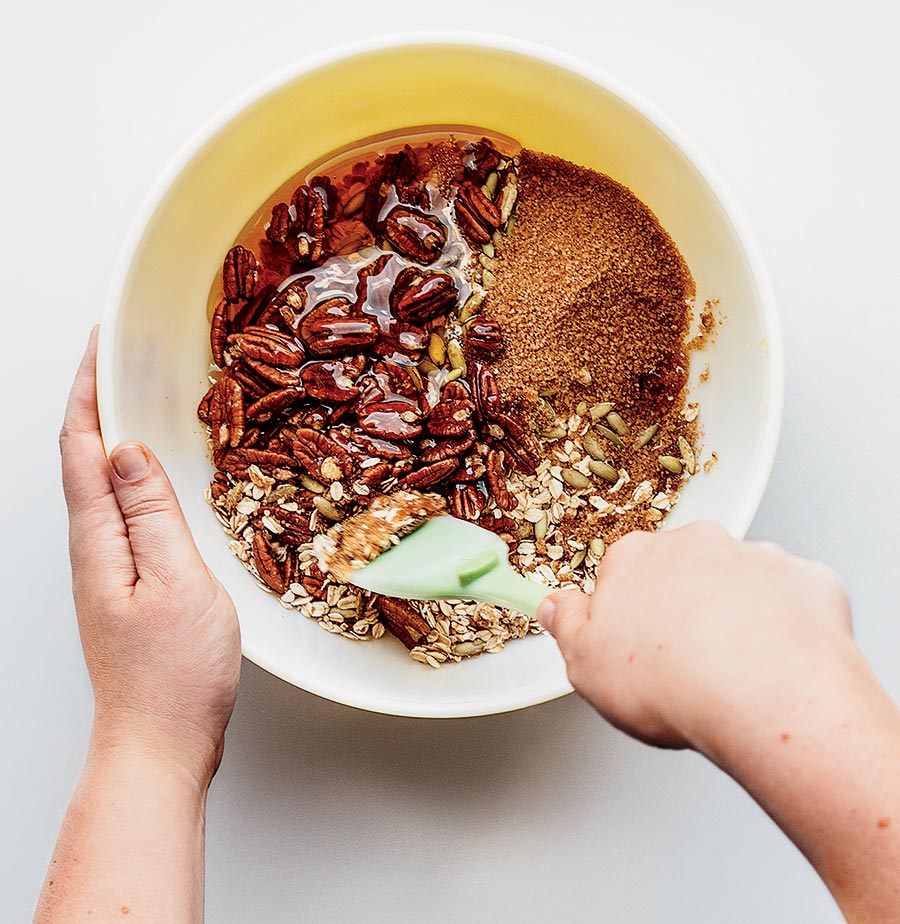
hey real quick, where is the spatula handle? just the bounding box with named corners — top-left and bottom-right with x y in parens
top-left (466, 564), bottom-right (551, 618)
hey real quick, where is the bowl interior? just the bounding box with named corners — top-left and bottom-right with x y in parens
top-left (99, 41), bottom-right (779, 717)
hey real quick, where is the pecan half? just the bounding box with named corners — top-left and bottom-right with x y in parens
top-left (389, 267), bottom-right (458, 323)
top-left (301, 561), bottom-right (329, 601)
top-left (231, 284), bottom-right (277, 333)
top-left (373, 360), bottom-right (421, 399)
top-left (227, 327), bottom-right (305, 367)
top-left (266, 202), bottom-right (292, 243)
top-left (223, 246), bottom-right (260, 302)
top-left (383, 206), bottom-right (447, 264)
top-left (358, 459), bottom-right (394, 486)
top-left (419, 433), bottom-right (476, 463)
top-left (210, 299), bottom-right (229, 367)
top-left (457, 182), bottom-right (501, 230)
top-left (452, 454), bottom-right (486, 482)
top-left (375, 597), bottom-right (431, 650)
top-left (427, 399), bottom-right (474, 438)
top-left (245, 386), bottom-right (305, 420)
top-left (301, 359), bottom-right (361, 403)
top-left (351, 432), bottom-right (411, 460)
top-left (471, 362), bottom-right (502, 420)
top-left (300, 297), bottom-right (379, 357)
top-left (263, 506), bottom-right (312, 545)
top-left (252, 529), bottom-right (288, 595)
top-left (290, 185), bottom-right (327, 265)
top-left (467, 139), bottom-right (503, 181)
top-left (465, 316), bottom-right (504, 354)
top-left (358, 398), bottom-right (423, 440)
top-left (325, 219), bottom-right (374, 255)
top-left (448, 483), bottom-right (485, 520)
top-left (242, 357), bottom-right (302, 389)
top-left (485, 449), bottom-right (516, 511)
top-left (490, 412), bottom-right (541, 475)
top-left (292, 427), bottom-right (354, 479)
top-left (209, 376), bottom-right (245, 451)
top-left (399, 458), bottom-right (457, 489)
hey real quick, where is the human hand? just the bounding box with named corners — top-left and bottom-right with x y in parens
top-left (59, 328), bottom-right (241, 786)
top-left (537, 521), bottom-right (853, 755)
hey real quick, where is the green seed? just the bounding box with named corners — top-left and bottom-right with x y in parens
top-left (482, 269), bottom-right (496, 288)
top-left (458, 289), bottom-right (486, 323)
top-left (514, 523), bottom-right (534, 540)
top-left (482, 242), bottom-right (495, 258)
top-left (479, 253), bottom-right (493, 269)
top-left (418, 357), bottom-right (438, 374)
top-left (634, 423), bottom-right (659, 449)
top-left (589, 402), bottom-right (613, 420)
top-left (561, 469), bottom-right (592, 490)
top-left (575, 400), bottom-right (589, 417)
top-left (313, 496), bottom-right (343, 520)
top-left (447, 340), bottom-right (467, 376)
top-left (594, 424), bottom-right (624, 448)
top-left (678, 436), bottom-right (697, 475)
top-left (502, 215), bottom-right (516, 236)
top-left (452, 640), bottom-right (485, 657)
top-left (588, 459), bottom-right (619, 483)
top-left (299, 475), bottom-right (326, 494)
top-left (590, 538), bottom-right (606, 559)
top-left (445, 368), bottom-right (463, 382)
top-left (342, 188), bottom-right (366, 217)
top-left (569, 549), bottom-right (587, 570)
top-left (483, 171), bottom-right (500, 198)
top-left (534, 511), bottom-right (549, 541)
top-left (582, 431), bottom-right (607, 461)
top-left (606, 411), bottom-right (630, 436)
top-left (540, 426), bottom-right (567, 440)
top-left (659, 455), bottom-right (683, 475)
top-left (427, 332), bottom-right (446, 366)
top-left (539, 387), bottom-right (560, 398)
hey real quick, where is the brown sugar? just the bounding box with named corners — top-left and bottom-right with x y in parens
top-left (489, 150), bottom-right (699, 544)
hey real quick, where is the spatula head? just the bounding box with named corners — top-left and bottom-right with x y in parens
top-left (350, 516), bottom-right (510, 601)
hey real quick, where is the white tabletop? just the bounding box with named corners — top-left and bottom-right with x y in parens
top-left (4, 2), bottom-right (899, 920)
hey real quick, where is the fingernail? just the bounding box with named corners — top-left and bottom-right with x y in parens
top-left (110, 444), bottom-right (149, 482)
top-left (536, 597), bottom-right (557, 633)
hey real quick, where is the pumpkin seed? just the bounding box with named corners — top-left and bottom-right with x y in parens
top-left (299, 475), bottom-right (326, 494)
top-left (482, 242), bottom-right (495, 258)
top-left (678, 436), bottom-right (697, 475)
top-left (313, 496), bottom-right (343, 520)
top-left (634, 423), bottom-right (659, 449)
top-left (533, 511), bottom-right (549, 540)
top-left (458, 287), bottom-right (486, 323)
top-left (582, 430), bottom-right (607, 461)
top-left (447, 340), bottom-right (467, 376)
top-left (594, 424), bottom-right (624, 448)
top-left (342, 188), bottom-right (366, 217)
top-left (483, 171), bottom-right (500, 198)
top-left (539, 387), bottom-right (560, 398)
top-left (452, 640), bottom-right (485, 657)
top-left (569, 549), bottom-right (587, 570)
top-left (575, 400), bottom-right (589, 417)
top-left (561, 468), bottom-right (592, 490)
top-left (502, 215), bottom-right (516, 236)
top-left (418, 357), bottom-right (438, 374)
top-left (588, 459), bottom-right (619, 483)
top-left (482, 269), bottom-right (496, 288)
top-left (606, 411), bottom-right (630, 436)
top-left (427, 332), bottom-right (446, 365)
top-left (479, 253), bottom-right (493, 269)
top-left (540, 426), bottom-right (567, 440)
top-left (589, 402), bottom-right (613, 420)
top-left (514, 522), bottom-right (534, 540)
top-left (590, 538), bottom-right (606, 559)
top-left (659, 455), bottom-right (683, 475)
top-left (445, 368), bottom-right (463, 382)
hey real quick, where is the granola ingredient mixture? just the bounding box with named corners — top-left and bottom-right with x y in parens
top-left (198, 132), bottom-right (702, 667)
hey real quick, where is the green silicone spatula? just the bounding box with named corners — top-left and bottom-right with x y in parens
top-left (349, 516), bottom-right (550, 617)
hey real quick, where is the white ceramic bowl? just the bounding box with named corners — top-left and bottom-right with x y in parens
top-left (97, 35), bottom-right (782, 718)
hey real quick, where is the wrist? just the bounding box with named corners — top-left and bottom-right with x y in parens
top-left (90, 706), bottom-right (224, 792)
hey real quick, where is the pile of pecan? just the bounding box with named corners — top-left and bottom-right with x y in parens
top-left (198, 138), bottom-right (536, 652)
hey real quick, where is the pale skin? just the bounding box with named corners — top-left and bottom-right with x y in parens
top-left (37, 329), bottom-right (900, 922)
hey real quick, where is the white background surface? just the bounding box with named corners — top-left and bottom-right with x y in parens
top-left (3, 2), bottom-right (899, 921)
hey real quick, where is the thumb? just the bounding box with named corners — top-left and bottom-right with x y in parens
top-left (537, 590), bottom-right (591, 651)
top-left (108, 441), bottom-right (203, 582)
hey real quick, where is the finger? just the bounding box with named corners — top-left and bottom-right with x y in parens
top-left (108, 441), bottom-right (204, 584)
top-left (537, 590), bottom-right (591, 651)
top-left (60, 327), bottom-right (135, 584)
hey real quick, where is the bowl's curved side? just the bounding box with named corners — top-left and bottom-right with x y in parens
top-left (98, 35), bottom-right (781, 718)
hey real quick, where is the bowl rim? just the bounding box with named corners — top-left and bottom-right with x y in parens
top-left (97, 32), bottom-right (784, 719)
